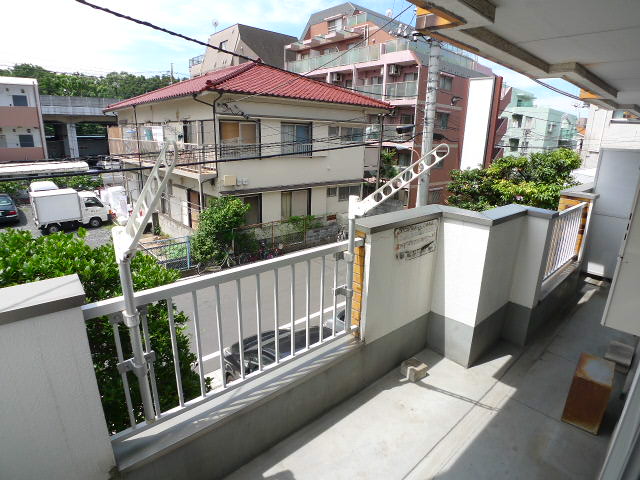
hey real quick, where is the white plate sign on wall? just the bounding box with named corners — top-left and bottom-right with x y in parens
top-left (394, 219), bottom-right (439, 260)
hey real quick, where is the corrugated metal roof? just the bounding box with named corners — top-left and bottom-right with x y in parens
top-left (104, 62), bottom-right (390, 111)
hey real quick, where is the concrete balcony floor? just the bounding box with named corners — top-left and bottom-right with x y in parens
top-left (227, 278), bottom-right (634, 479)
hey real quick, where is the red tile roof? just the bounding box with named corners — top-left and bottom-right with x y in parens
top-left (105, 62), bottom-right (391, 111)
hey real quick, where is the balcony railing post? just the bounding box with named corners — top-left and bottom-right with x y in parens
top-left (117, 258), bottom-right (156, 422)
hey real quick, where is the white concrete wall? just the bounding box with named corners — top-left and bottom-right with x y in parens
top-left (0, 126), bottom-right (43, 148)
top-left (582, 105), bottom-right (640, 168)
top-left (0, 275), bottom-right (114, 480)
top-left (0, 78), bottom-right (38, 107)
top-left (509, 215), bottom-right (553, 308)
top-left (477, 217), bottom-right (524, 320)
top-left (431, 218), bottom-right (491, 327)
top-left (310, 186), bottom-right (327, 215)
top-left (361, 221), bottom-right (438, 343)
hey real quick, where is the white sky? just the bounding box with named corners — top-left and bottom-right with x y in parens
top-left (1, 0), bottom-right (584, 114)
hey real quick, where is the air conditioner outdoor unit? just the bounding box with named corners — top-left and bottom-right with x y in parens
top-left (388, 64), bottom-right (401, 76)
top-left (330, 72), bottom-right (343, 83)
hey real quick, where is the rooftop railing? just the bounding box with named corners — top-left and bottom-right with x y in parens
top-left (81, 239), bottom-right (359, 438)
top-left (189, 54), bottom-right (205, 67)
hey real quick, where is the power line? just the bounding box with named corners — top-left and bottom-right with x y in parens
top-left (531, 78), bottom-right (583, 101)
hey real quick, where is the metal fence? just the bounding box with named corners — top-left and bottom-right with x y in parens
top-left (81, 239), bottom-right (360, 438)
top-left (543, 202), bottom-right (587, 280)
top-left (140, 236), bottom-right (194, 271)
top-left (232, 214), bottom-right (346, 255)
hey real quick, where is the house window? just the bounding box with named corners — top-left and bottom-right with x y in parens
top-left (0, 135), bottom-right (6, 148)
top-left (219, 40), bottom-right (228, 50)
top-left (182, 121), bottom-right (196, 143)
top-left (429, 189), bottom-right (443, 204)
top-left (398, 150), bottom-right (412, 167)
top-left (509, 138), bottom-right (520, 152)
top-left (436, 112), bottom-right (449, 129)
top-left (400, 113), bottom-right (414, 124)
top-left (512, 114), bottom-right (523, 128)
top-left (12, 95), bottom-right (28, 107)
top-left (281, 189), bottom-right (310, 219)
top-left (239, 194), bottom-right (261, 225)
top-left (328, 126), bottom-right (340, 139)
top-left (439, 75), bottom-right (453, 90)
top-left (547, 123), bottom-right (555, 133)
top-left (524, 116), bottom-right (534, 129)
top-left (404, 72), bottom-right (418, 82)
top-left (282, 123), bottom-right (312, 156)
top-left (327, 17), bottom-right (343, 33)
top-left (345, 79), bottom-right (353, 88)
top-left (18, 134), bottom-right (34, 147)
top-left (338, 184), bottom-right (360, 201)
top-left (341, 127), bottom-right (364, 143)
top-left (370, 76), bottom-right (382, 85)
top-left (220, 120), bottom-right (259, 158)
top-left (327, 187), bottom-right (337, 197)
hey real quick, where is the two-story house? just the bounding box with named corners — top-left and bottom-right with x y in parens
top-left (105, 61), bottom-right (390, 233)
top-left (285, 3), bottom-right (510, 204)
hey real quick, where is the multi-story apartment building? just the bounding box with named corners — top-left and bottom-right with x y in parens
top-left (105, 62), bottom-right (389, 232)
top-left (189, 24), bottom-right (297, 77)
top-left (501, 88), bottom-right (578, 155)
top-left (285, 3), bottom-right (510, 204)
top-left (0, 76), bottom-right (47, 162)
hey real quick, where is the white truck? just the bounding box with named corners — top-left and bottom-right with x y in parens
top-left (30, 188), bottom-right (111, 234)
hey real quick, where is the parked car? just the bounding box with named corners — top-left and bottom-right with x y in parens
top-left (0, 194), bottom-right (19, 225)
top-left (223, 325), bottom-right (333, 383)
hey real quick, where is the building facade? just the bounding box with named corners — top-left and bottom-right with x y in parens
top-left (105, 62), bottom-right (389, 232)
top-left (284, 3), bottom-right (509, 204)
top-left (501, 88), bottom-right (578, 155)
top-left (0, 76), bottom-right (47, 162)
top-left (189, 24), bottom-right (297, 77)
top-left (581, 106), bottom-right (640, 168)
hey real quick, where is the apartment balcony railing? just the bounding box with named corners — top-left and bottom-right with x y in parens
top-left (385, 80), bottom-right (418, 100)
top-left (345, 13), bottom-right (368, 26)
top-left (543, 202), bottom-right (587, 280)
top-left (219, 142), bottom-right (261, 159)
top-left (286, 38), bottom-right (481, 76)
top-left (106, 138), bottom-right (217, 173)
top-left (81, 239), bottom-right (359, 438)
top-left (189, 54), bottom-right (205, 67)
top-left (358, 84), bottom-right (383, 99)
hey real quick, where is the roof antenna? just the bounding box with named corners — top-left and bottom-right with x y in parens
top-left (386, 8), bottom-right (393, 18)
top-left (212, 19), bottom-right (219, 32)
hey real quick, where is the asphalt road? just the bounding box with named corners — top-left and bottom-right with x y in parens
top-left (175, 255), bottom-right (348, 374)
top-left (1, 204), bottom-right (114, 248)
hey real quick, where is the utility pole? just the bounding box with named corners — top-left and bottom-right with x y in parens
top-left (170, 63), bottom-right (174, 84)
top-left (417, 39), bottom-right (441, 206)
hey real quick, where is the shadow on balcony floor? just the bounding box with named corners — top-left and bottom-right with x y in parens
top-left (226, 277), bottom-right (635, 480)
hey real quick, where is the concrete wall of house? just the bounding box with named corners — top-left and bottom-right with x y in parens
top-left (582, 105), bottom-right (640, 168)
top-left (0, 275), bottom-right (115, 480)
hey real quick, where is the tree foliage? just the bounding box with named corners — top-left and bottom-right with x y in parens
top-left (447, 149), bottom-right (582, 211)
top-left (0, 63), bottom-right (184, 99)
top-left (0, 175), bottom-right (103, 200)
top-left (0, 229), bottom-right (204, 433)
top-left (191, 196), bottom-right (251, 263)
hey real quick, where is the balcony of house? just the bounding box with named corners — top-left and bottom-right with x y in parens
top-left (4, 180), bottom-right (636, 479)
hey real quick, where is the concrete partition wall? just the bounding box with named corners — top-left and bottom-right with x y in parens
top-left (0, 275), bottom-right (115, 480)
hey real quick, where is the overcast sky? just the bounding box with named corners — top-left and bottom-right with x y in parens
top-left (1, 0), bottom-right (585, 116)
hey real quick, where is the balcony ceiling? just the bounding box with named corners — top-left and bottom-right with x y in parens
top-left (410, 0), bottom-right (640, 113)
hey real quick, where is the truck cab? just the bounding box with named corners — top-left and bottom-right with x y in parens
top-left (78, 191), bottom-right (110, 227)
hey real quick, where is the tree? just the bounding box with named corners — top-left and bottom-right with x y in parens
top-left (191, 196), bottom-right (251, 263)
top-left (0, 63), bottom-right (184, 99)
top-left (0, 229), bottom-right (206, 433)
top-left (447, 149), bottom-right (581, 211)
top-left (379, 148), bottom-right (400, 181)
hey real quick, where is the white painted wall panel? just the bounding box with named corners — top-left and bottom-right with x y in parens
top-left (460, 77), bottom-right (494, 171)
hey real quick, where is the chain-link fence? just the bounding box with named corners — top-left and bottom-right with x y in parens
top-left (139, 236), bottom-right (194, 271)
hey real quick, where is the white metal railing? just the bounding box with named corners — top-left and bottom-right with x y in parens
top-left (543, 202), bottom-right (587, 280)
top-left (107, 138), bottom-right (217, 172)
top-left (81, 239), bottom-right (360, 438)
top-left (385, 81), bottom-right (418, 99)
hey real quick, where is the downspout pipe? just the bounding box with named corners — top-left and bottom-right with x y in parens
top-left (192, 92), bottom-right (223, 211)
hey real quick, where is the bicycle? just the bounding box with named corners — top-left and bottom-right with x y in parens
top-left (336, 225), bottom-right (347, 242)
top-left (196, 250), bottom-right (237, 275)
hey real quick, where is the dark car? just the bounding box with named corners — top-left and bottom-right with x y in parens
top-left (223, 325), bottom-right (333, 383)
top-left (0, 194), bottom-right (19, 225)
